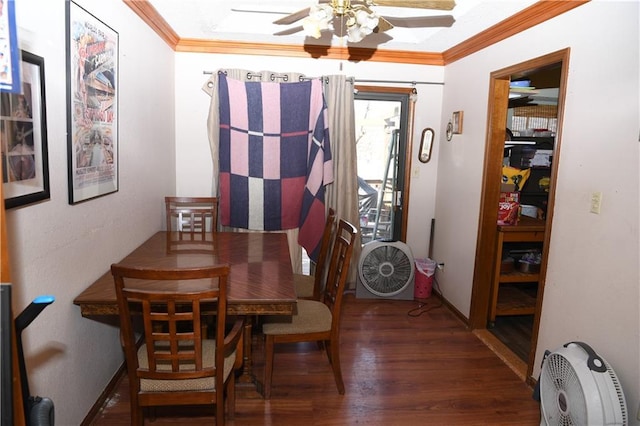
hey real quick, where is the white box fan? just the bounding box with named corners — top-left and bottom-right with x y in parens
top-left (356, 240), bottom-right (415, 300)
top-left (538, 341), bottom-right (628, 426)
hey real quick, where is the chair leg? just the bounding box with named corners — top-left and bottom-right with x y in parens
top-left (128, 389), bottom-right (144, 426)
top-left (130, 406), bottom-right (144, 426)
top-left (264, 334), bottom-right (275, 399)
top-left (326, 339), bottom-right (345, 395)
top-left (216, 384), bottom-right (225, 426)
top-left (227, 372), bottom-right (236, 420)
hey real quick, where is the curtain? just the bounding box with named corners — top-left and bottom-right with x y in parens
top-left (202, 71), bottom-right (361, 284)
top-left (203, 70), bottom-right (310, 274)
top-left (323, 75), bottom-right (361, 289)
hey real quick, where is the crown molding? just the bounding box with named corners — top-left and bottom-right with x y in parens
top-left (442, 0), bottom-right (589, 64)
top-left (123, 0), bottom-right (179, 48)
top-left (176, 38), bottom-right (446, 65)
top-left (124, 0), bottom-right (589, 66)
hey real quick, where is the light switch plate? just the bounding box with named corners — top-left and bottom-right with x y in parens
top-left (590, 192), bottom-right (602, 214)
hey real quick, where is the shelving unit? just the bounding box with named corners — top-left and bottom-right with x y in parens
top-left (505, 136), bottom-right (554, 217)
top-left (489, 215), bottom-right (545, 323)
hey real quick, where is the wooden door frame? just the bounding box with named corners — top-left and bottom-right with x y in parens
top-left (469, 49), bottom-right (570, 381)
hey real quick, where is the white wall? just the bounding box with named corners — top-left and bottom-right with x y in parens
top-left (8, 1), bottom-right (175, 424)
top-left (173, 53), bottom-right (445, 259)
top-left (434, 0), bottom-right (639, 419)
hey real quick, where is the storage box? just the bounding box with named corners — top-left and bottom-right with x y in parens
top-left (520, 204), bottom-right (539, 218)
top-left (530, 149), bottom-right (553, 167)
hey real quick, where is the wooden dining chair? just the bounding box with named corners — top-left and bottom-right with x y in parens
top-left (165, 196), bottom-right (218, 238)
top-left (262, 218), bottom-right (358, 399)
top-left (111, 263), bottom-right (243, 426)
top-left (294, 208), bottom-right (336, 300)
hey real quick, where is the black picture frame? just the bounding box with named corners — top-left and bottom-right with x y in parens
top-left (66, 1), bottom-right (118, 204)
top-left (1, 51), bottom-right (50, 209)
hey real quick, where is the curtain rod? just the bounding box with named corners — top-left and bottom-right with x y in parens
top-left (353, 78), bottom-right (444, 86)
top-left (202, 70), bottom-right (444, 86)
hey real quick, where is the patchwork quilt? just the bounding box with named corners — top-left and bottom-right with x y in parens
top-left (218, 74), bottom-right (333, 261)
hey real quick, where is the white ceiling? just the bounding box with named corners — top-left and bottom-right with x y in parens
top-left (146, 0), bottom-right (539, 52)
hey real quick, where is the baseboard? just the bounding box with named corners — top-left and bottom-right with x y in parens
top-left (80, 363), bottom-right (126, 426)
top-left (431, 288), bottom-right (469, 328)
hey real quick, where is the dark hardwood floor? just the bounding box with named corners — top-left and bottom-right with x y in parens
top-left (489, 315), bottom-right (534, 362)
top-left (88, 294), bottom-right (541, 425)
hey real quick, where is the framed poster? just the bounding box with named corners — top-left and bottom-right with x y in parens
top-left (1, 51), bottom-right (50, 209)
top-left (66, 1), bottom-right (118, 204)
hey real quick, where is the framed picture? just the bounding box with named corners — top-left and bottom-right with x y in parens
top-left (452, 111), bottom-right (463, 134)
top-left (1, 51), bottom-right (50, 209)
top-left (66, 1), bottom-right (118, 204)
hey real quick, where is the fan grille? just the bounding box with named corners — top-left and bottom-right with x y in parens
top-left (604, 359), bottom-right (628, 425)
top-left (360, 244), bottom-right (413, 297)
top-left (540, 353), bottom-right (587, 425)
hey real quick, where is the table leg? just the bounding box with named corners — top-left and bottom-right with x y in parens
top-left (234, 315), bottom-right (267, 398)
top-left (238, 316), bottom-right (254, 385)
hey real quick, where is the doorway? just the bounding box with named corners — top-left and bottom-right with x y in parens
top-left (469, 49), bottom-right (570, 382)
top-left (354, 86), bottom-right (415, 244)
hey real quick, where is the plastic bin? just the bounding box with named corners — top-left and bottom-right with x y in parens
top-left (414, 258), bottom-right (436, 299)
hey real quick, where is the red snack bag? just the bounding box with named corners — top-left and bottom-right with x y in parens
top-left (498, 192), bottom-right (520, 225)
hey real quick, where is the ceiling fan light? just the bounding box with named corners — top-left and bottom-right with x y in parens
top-left (312, 4), bottom-right (334, 21)
top-left (303, 4), bottom-right (334, 38)
top-left (346, 25), bottom-right (367, 42)
top-left (354, 9), bottom-right (379, 31)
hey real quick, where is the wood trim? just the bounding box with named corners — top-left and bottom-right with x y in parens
top-left (122, 0), bottom-right (179, 48)
top-left (473, 329), bottom-right (527, 381)
top-left (176, 38), bottom-right (446, 65)
top-left (469, 48), bottom-right (571, 381)
top-left (468, 78), bottom-right (510, 329)
top-left (123, 1), bottom-right (588, 65)
top-left (443, 1), bottom-right (588, 64)
top-left (1, 154), bottom-right (25, 425)
top-left (524, 48), bottom-right (570, 381)
top-left (431, 289), bottom-right (469, 328)
top-left (80, 363), bottom-right (127, 426)
top-left (1, 187), bottom-right (9, 285)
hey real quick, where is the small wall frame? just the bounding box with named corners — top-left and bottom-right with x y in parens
top-left (2, 51), bottom-right (50, 209)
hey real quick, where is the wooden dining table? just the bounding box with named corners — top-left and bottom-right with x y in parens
top-left (73, 230), bottom-right (297, 393)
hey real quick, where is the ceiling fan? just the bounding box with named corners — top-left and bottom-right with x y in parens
top-left (272, 0), bottom-right (457, 43)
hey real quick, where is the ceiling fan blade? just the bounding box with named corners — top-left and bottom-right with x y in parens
top-left (368, 0), bottom-right (456, 10)
top-left (273, 8), bottom-right (311, 25)
top-left (375, 16), bottom-right (394, 33)
top-left (230, 8), bottom-right (288, 15)
top-left (382, 14), bottom-right (455, 28)
top-left (274, 26), bottom-right (304, 36)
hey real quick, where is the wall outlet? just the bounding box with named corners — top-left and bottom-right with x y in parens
top-left (437, 262), bottom-right (445, 272)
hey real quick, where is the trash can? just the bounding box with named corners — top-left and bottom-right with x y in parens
top-left (414, 258), bottom-right (436, 299)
